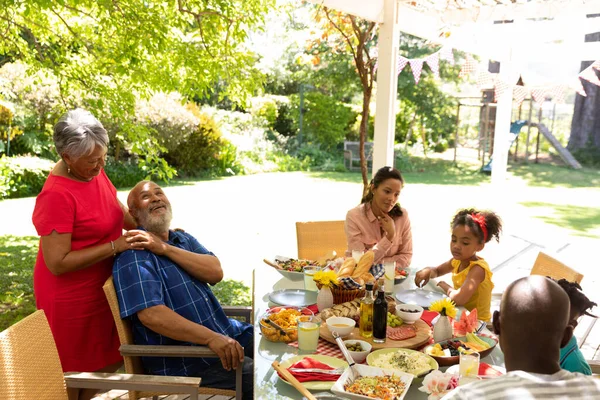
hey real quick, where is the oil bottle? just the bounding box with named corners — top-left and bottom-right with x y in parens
top-left (359, 282), bottom-right (374, 338)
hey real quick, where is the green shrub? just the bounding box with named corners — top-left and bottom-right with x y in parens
top-left (0, 155), bottom-right (53, 199)
top-left (273, 100), bottom-right (295, 137)
top-left (104, 158), bottom-right (148, 189)
top-left (572, 144), bottom-right (600, 167)
top-left (135, 92), bottom-right (198, 153)
top-left (167, 112), bottom-right (241, 177)
top-left (211, 279), bottom-right (251, 306)
top-left (289, 92), bottom-right (358, 152)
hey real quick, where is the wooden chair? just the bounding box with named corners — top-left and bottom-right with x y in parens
top-left (103, 276), bottom-right (252, 400)
top-left (530, 251), bottom-right (584, 284)
top-left (296, 220), bottom-right (347, 260)
top-left (0, 310), bottom-right (202, 399)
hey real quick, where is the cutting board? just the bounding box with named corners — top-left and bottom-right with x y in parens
top-left (319, 319), bottom-right (431, 350)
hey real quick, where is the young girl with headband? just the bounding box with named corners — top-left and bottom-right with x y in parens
top-left (415, 208), bottom-right (502, 322)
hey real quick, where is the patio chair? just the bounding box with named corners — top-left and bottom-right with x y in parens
top-left (296, 220), bottom-right (347, 260)
top-left (0, 310), bottom-right (202, 399)
top-left (103, 276), bottom-right (252, 400)
top-left (529, 251), bottom-right (583, 284)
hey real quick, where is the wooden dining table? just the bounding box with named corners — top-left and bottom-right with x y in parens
top-left (253, 264), bottom-right (506, 399)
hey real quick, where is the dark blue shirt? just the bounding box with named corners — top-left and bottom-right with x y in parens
top-left (113, 230), bottom-right (252, 376)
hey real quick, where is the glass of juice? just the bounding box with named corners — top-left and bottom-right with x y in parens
top-left (383, 261), bottom-right (395, 294)
top-left (303, 266), bottom-right (320, 292)
top-left (297, 315), bottom-right (321, 353)
top-left (459, 352), bottom-right (480, 378)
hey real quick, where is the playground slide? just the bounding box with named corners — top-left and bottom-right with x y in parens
top-left (481, 121), bottom-right (528, 173)
top-left (481, 120), bottom-right (581, 173)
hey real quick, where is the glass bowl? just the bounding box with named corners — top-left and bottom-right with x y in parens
top-left (258, 306), bottom-right (314, 343)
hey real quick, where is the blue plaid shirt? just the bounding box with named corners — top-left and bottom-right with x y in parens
top-left (112, 230), bottom-right (252, 377)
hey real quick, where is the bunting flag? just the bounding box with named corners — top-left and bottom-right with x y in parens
top-left (513, 86), bottom-right (529, 106)
top-left (397, 56), bottom-right (408, 75)
top-left (493, 75), bottom-right (510, 101)
top-left (459, 54), bottom-right (477, 78)
top-left (531, 87), bottom-right (548, 105)
top-left (409, 59), bottom-right (424, 84)
top-left (440, 46), bottom-right (454, 65)
top-left (426, 52), bottom-right (440, 80)
top-left (547, 85), bottom-right (566, 104)
top-left (580, 65), bottom-right (600, 86)
top-left (477, 70), bottom-right (494, 88)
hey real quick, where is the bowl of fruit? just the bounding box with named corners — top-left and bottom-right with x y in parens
top-left (394, 269), bottom-right (408, 285)
top-left (423, 333), bottom-right (498, 366)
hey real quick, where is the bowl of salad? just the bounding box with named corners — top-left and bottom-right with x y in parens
top-left (264, 256), bottom-right (322, 282)
top-left (331, 364), bottom-right (414, 400)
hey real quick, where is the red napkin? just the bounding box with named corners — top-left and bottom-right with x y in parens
top-left (306, 304), bottom-right (319, 314)
top-left (280, 357), bottom-right (341, 382)
top-left (421, 310), bottom-right (439, 327)
top-left (479, 362), bottom-right (504, 377)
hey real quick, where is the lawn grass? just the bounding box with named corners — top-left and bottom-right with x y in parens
top-left (520, 201), bottom-right (600, 238)
top-left (0, 235), bottom-right (37, 331)
top-left (508, 163), bottom-right (600, 188)
top-left (309, 156), bottom-right (488, 186)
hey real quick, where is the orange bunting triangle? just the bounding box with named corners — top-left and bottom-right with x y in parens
top-left (453, 308), bottom-right (479, 336)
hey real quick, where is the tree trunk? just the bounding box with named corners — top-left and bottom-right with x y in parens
top-left (360, 87), bottom-right (371, 197)
top-left (568, 32), bottom-right (600, 151)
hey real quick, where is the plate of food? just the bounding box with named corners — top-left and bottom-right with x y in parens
top-left (331, 364), bottom-right (414, 400)
top-left (394, 269), bottom-right (408, 285)
top-left (367, 348), bottom-right (439, 378)
top-left (423, 333), bottom-right (498, 366)
top-left (278, 355), bottom-right (347, 390)
top-left (263, 256), bottom-right (321, 281)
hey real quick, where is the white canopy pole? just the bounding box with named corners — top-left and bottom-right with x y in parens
top-left (372, 0), bottom-right (400, 176)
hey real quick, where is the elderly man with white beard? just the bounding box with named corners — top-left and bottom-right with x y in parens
top-left (112, 180), bottom-right (254, 399)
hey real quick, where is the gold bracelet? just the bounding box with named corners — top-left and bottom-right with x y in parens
top-left (110, 240), bottom-right (116, 256)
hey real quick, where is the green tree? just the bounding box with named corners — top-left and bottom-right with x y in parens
top-left (0, 0), bottom-right (274, 179)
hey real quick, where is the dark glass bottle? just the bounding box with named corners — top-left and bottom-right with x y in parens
top-left (373, 279), bottom-right (387, 343)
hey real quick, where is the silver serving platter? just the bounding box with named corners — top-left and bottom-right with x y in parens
top-left (395, 289), bottom-right (446, 309)
top-left (269, 289), bottom-right (318, 307)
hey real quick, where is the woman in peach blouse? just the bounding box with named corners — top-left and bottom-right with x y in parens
top-left (345, 166), bottom-right (412, 270)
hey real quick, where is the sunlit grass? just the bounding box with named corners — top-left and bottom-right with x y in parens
top-left (509, 164), bottom-right (600, 188)
top-left (0, 235), bottom-right (38, 331)
top-left (520, 201), bottom-right (600, 238)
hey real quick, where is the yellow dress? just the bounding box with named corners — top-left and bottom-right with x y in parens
top-left (451, 258), bottom-right (494, 322)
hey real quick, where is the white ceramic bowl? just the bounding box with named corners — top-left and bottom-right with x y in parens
top-left (331, 364), bottom-right (414, 400)
top-left (326, 316), bottom-right (356, 337)
top-left (395, 304), bottom-right (424, 324)
top-left (343, 339), bottom-right (372, 364)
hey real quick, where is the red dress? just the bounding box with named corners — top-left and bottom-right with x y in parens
top-left (32, 169), bottom-right (123, 372)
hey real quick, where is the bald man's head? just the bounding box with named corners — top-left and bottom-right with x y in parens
top-left (127, 180), bottom-right (172, 235)
top-left (493, 275), bottom-right (573, 372)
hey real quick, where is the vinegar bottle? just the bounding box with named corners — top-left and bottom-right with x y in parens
top-left (373, 279), bottom-right (387, 343)
top-left (359, 282), bottom-right (374, 338)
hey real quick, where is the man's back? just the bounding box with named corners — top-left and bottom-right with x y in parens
top-left (443, 369), bottom-right (600, 399)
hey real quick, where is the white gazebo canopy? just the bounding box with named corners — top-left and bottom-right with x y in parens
top-left (308, 0), bottom-right (600, 183)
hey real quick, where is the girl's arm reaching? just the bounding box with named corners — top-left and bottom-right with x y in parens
top-left (414, 259), bottom-right (453, 287)
top-left (437, 265), bottom-right (485, 305)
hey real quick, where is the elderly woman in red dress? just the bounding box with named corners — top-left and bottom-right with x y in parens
top-left (32, 109), bottom-right (135, 398)
top-left (345, 166), bottom-right (412, 270)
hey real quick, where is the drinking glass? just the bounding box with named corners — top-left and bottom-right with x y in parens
top-left (383, 261), bottom-right (395, 294)
top-left (303, 266), bottom-right (320, 292)
top-left (297, 315), bottom-right (321, 353)
top-left (459, 352), bottom-right (480, 378)
top-left (351, 250), bottom-right (364, 263)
